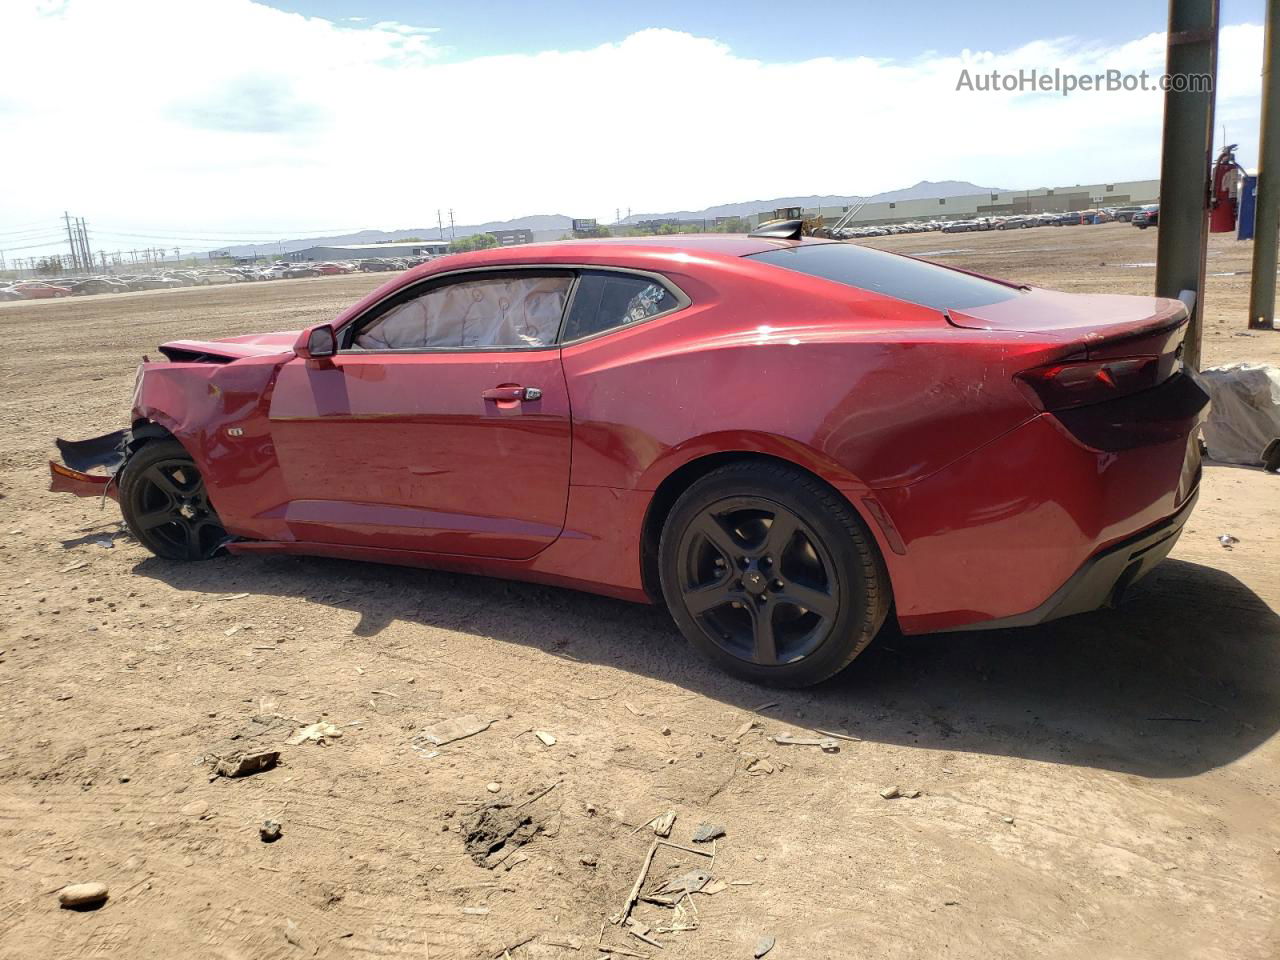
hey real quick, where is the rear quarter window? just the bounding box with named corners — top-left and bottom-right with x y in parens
top-left (747, 242), bottom-right (1022, 311)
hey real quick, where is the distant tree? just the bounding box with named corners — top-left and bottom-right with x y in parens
top-left (380, 236), bottom-right (424, 243)
top-left (446, 233), bottom-right (498, 254)
top-left (36, 257), bottom-right (63, 276)
top-left (712, 217), bottom-right (750, 233)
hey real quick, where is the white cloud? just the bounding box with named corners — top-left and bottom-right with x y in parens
top-left (0, 1), bottom-right (1264, 253)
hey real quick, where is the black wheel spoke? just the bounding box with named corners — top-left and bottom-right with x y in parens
top-left (778, 582), bottom-right (838, 619)
top-left (143, 466), bottom-right (182, 500)
top-left (763, 511), bottom-right (798, 558)
top-left (685, 577), bottom-right (736, 616)
top-left (749, 602), bottom-right (778, 665)
top-left (181, 520), bottom-right (202, 556)
top-left (134, 507), bottom-right (176, 531)
top-left (693, 513), bottom-right (740, 563)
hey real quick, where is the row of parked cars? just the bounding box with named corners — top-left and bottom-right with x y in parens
top-left (0, 257), bottom-right (433, 302)
top-left (832, 204), bottom-right (1160, 238)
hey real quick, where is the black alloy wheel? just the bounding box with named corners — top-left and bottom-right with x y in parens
top-left (676, 496), bottom-right (839, 667)
top-left (120, 441), bottom-right (227, 561)
top-left (659, 462), bottom-right (890, 687)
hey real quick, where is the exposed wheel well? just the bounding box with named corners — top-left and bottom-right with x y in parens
top-left (129, 419), bottom-right (177, 448)
top-left (639, 451), bottom-right (884, 604)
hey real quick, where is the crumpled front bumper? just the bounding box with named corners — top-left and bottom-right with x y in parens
top-left (48, 430), bottom-right (128, 500)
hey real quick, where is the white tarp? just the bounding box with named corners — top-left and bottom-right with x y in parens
top-left (1199, 362), bottom-right (1280, 466)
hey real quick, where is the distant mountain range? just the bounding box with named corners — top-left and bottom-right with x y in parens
top-left (217, 180), bottom-right (1004, 257)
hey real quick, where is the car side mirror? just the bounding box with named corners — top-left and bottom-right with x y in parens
top-left (294, 322), bottom-right (337, 362)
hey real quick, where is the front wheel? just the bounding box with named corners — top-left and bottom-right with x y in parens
top-left (119, 441), bottom-right (227, 560)
top-left (659, 462), bottom-right (890, 687)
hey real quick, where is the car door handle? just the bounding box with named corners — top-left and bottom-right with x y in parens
top-left (482, 386), bottom-right (541, 402)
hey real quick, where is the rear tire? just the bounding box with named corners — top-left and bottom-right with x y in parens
top-left (658, 462), bottom-right (890, 687)
top-left (119, 441), bottom-right (227, 561)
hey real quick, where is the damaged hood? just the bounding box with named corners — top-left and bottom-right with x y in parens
top-left (158, 329), bottom-right (299, 362)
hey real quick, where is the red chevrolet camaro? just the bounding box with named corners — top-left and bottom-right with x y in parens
top-left (51, 224), bottom-right (1208, 686)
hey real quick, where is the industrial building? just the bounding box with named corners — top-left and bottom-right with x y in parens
top-left (289, 240), bottom-right (449, 261)
top-left (490, 229), bottom-right (534, 246)
top-left (748, 179), bottom-right (1161, 229)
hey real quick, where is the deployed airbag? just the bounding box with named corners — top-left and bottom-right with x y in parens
top-left (356, 276), bottom-right (572, 350)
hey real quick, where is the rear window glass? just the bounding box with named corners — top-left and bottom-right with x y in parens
top-left (747, 243), bottom-right (1022, 310)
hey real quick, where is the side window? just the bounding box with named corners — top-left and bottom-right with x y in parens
top-left (350, 273), bottom-right (573, 350)
top-left (561, 270), bottom-right (680, 342)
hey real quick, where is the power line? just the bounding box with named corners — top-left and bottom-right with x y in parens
top-left (0, 233), bottom-right (68, 247)
top-left (0, 220), bottom-right (60, 236)
top-left (0, 226), bottom-right (67, 239)
top-left (0, 238), bottom-right (68, 252)
top-left (88, 225), bottom-right (365, 240)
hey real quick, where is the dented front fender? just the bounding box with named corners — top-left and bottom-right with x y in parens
top-left (129, 355), bottom-right (292, 539)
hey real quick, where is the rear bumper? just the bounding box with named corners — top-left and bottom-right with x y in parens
top-left (934, 486), bottom-right (1197, 632)
top-left (877, 371), bottom-right (1208, 634)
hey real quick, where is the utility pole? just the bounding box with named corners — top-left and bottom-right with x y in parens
top-left (63, 211), bottom-right (80, 271)
top-left (77, 218), bottom-right (91, 274)
top-left (174, 247), bottom-right (181, 266)
top-left (1154, 0), bottom-right (1219, 370)
top-left (448, 209), bottom-right (456, 240)
top-left (437, 209), bottom-right (444, 240)
top-left (1249, 0), bottom-right (1280, 329)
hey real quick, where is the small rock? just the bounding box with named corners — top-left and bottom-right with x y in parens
top-left (879, 785), bottom-right (900, 800)
top-left (1002, 816), bottom-right (1015, 824)
top-left (660, 726), bottom-right (672, 736)
top-left (903, 788), bottom-right (921, 799)
top-left (534, 731), bottom-right (556, 746)
top-left (692, 822), bottom-right (725, 843)
top-left (118, 775), bottom-right (130, 784)
top-left (260, 819), bottom-right (283, 842)
top-left (754, 935), bottom-right (776, 958)
top-left (486, 782), bottom-right (501, 794)
top-left (179, 800), bottom-right (209, 818)
top-left (212, 750), bottom-right (279, 779)
top-left (58, 882), bottom-right (108, 909)
top-left (579, 854), bottom-right (597, 867)
top-left (651, 809), bottom-right (676, 837)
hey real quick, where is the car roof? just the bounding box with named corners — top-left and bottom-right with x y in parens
top-left (415, 234), bottom-right (828, 274)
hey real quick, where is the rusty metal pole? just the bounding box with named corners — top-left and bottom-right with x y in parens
top-left (1249, 0), bottom-right (1280, 330)
top-left (1155, 0), bottom-right (1219, 370)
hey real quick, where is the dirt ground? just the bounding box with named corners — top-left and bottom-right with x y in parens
top-left (2, 222), bottom-right (1279, 959)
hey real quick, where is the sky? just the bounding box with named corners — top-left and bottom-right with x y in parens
top-left (0, 0), bottom-right (1268, 260)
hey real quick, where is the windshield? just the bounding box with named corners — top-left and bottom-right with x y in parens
top-left (747, 242), bottom-right (1023, 311)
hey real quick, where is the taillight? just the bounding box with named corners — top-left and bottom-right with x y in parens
top-left (1015, 356), bottom-right (1161, 411)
